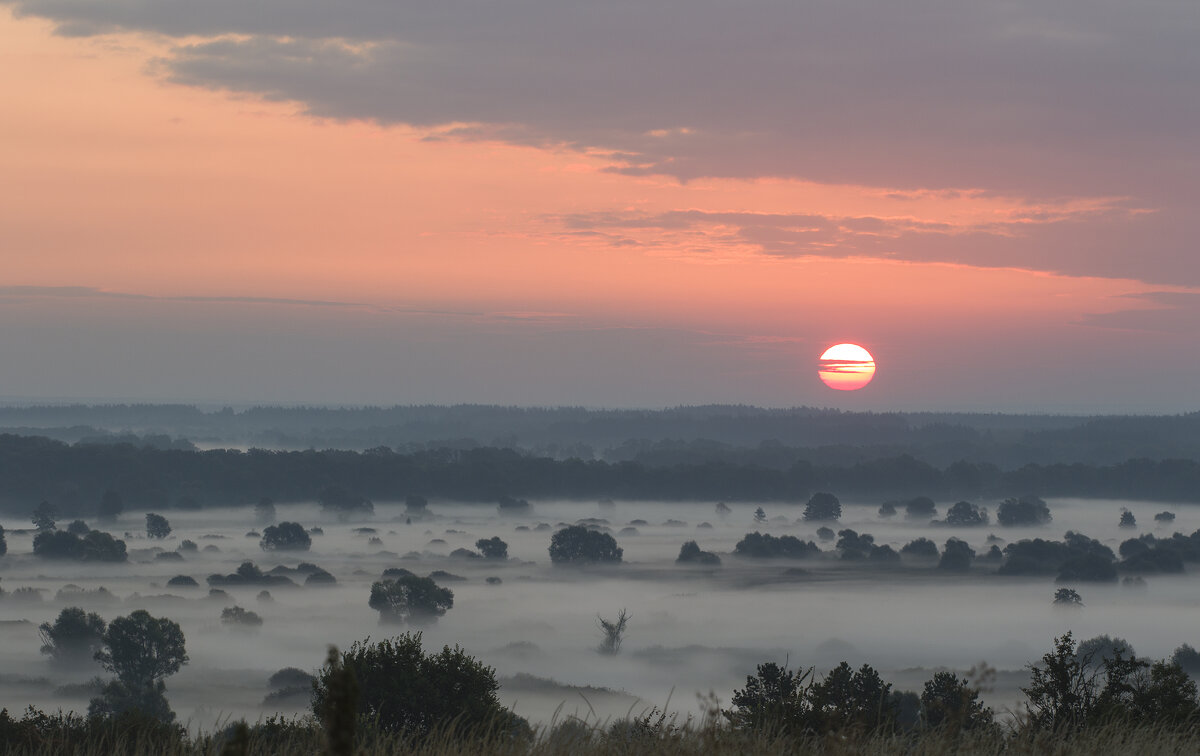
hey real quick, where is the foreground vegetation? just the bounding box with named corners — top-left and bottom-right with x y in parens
top-left (4, 629), bottom-right (1200, 756)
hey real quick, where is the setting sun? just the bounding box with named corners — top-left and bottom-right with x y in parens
top-left (818, 343), bottom-right (876, 391)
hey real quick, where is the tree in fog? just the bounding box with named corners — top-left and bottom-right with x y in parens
top-left (803, 492), bottom-right (841, 522)
top-left (596, 608), bottom-right (630, 655)
top-left (1172, 644), bottom-right (1200, 675)
top-left (996, 496), bottom-right (1051, 526)
top-left (318, 485), bottom-right (374, 519)
top-left (920, 672), bottom-right (993, 732)
top-left (808, 662), bottom-right (899, 733)
top-left (754, 507), bottom-right (766, 523)
top-left (1053, 588), bottom-right (1083, 607)
top-left (1119, 509), bottom-right (1136, 529)
top-left (548, 525), bottom-right (623, 564)
top-left (97, 490), bottom-right (123, 521)
top-left (937, 538), bottom-right (975, 572)
top-left (65, 519), bottom-right (90, 536)
top-left (39, 607), bottom-right (106, 665)
top-left (91, 609), bottom-right (188, 723)
top-left (1077, 635), bottom-right (1135, 670)
top-left (260, 521), bottom-right (312, 551)
top-left (878, 501), bottom-right (897, 518)
top-left (313, 633), bottom-right (520, 739)
top-left (676, 540), bottom-right (721, 565)
top-left (254, 497), bottom-right (276, 524)
top-left (1154, 511), bottom-right (1176, 523)
top-left (221, 606), bottom-right (264, 628)
top-left (31, 501), bottom-right (57, 532)
top-left (33, 529), bottom-right (127, 562)
top-left (405, 495), bottom-right (428, 515)
top-left (944, 501), bottom-right (988, 526)
top-left (724, 662), bottom-right (812, 735)
top-left (900, 537), bottom-right (939, 561)
top-left (475, 536), bottom-right (508, 559)
top-left (145, 513), bottom-right (171, 539)
top-left (368, 576), bottom-right (454, 625)
top-left (904, 497), bottom-right (937, 521)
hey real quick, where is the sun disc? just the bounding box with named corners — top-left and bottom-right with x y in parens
top-left (818, 343), bottom-right (876, 391)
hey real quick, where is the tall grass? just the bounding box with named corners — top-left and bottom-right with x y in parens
top-left (4, 712), bottom-right (1200, 756)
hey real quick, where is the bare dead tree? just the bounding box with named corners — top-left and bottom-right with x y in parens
top-left (597, 608), bottom-right (630, 655)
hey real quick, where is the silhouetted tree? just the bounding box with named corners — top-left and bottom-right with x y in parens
top-left (221, 606), bottom-right (264, 627)
top-left (39, 607), bottom-right (106, 665)
top-left (938, 538), bottom-right (975, 572)
top-left (313, 633), bottom-right (519, 739)
top-left (1054, 588), bottom-right (1083, 607)
top-left (368, 577), bottom-right (454, 625)
top-left (475, 537), bottom-right (508, 559)
top-left (1154, 511), bottom-right (1176, 523)
top-left (900, 537), bottom-right (939, 561)
top-left (735, 532), bottom-right (820, 559)
top-left (944, 501), bottom-right (988, 526)
top-left (754, 507), bottom-right (766, 523)
top-left (1119, 509), bottom-right (1136, 529)
top-left (31, 501), bottom-right (57, 532)
top-left (724, 662), bottom-right (813, 735)
top-left (676, 540), bottom-right (721, 565)
top-left (996, 496), bottom-right (1051, 526)
top-left (91, 610), bottom-right (187, 723)
top-left (803, 492), bottom-right (841, 522)
top-left (33, 529), bottom-right (127, 562)
top-left (904, 497), bottom-right (937, 521)
top-left (65, 519), bottom-right (90, 536)
top-left (260, 522), bottom-right (311, 551)
top-left (809, 662), bottom-right (898, 733)
top-left (548, 526), bottom-right (622, 565)
top-left (921, 671), bottom-right (993, 732)
top-left (596, 609), bottom-right (629, 655)
top-left (878, 501), bottom-right (898, 518)
top-left (145, 513), bottom-right (171, 539)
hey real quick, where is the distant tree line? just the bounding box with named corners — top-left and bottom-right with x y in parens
top-left (2, 434), bottom-right (1200, 515)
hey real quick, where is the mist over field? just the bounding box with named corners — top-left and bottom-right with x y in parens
top-left (2, 488), bottom-right (1197, 731)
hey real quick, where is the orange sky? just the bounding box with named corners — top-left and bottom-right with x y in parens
top-left (0, 9), bottom-right (1195, 410)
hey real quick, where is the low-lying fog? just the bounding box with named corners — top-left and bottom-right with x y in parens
top-left (0, 497), bottom-right (1194, 729)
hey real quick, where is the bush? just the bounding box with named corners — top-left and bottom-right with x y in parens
top-left (369, 576), bottom-right (454, 625)
top-left (260, 522), bottom-right (312, 551)
top-left (803, 492), bottom-right (841, 522)
top-left (921, 671), bottom-right (993, 732)
top-left (548, 526), bottom-right (622, 564)
top-left (312, 633), bottom-right (520, 739)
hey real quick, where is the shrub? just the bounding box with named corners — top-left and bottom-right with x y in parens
top-left (312, 633), bottom-right (520, 739)
top-left (548, 525), bottom-right (622, 564)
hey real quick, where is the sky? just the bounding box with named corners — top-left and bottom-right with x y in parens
top-left (0, 1), bottom-right (1197, 412)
